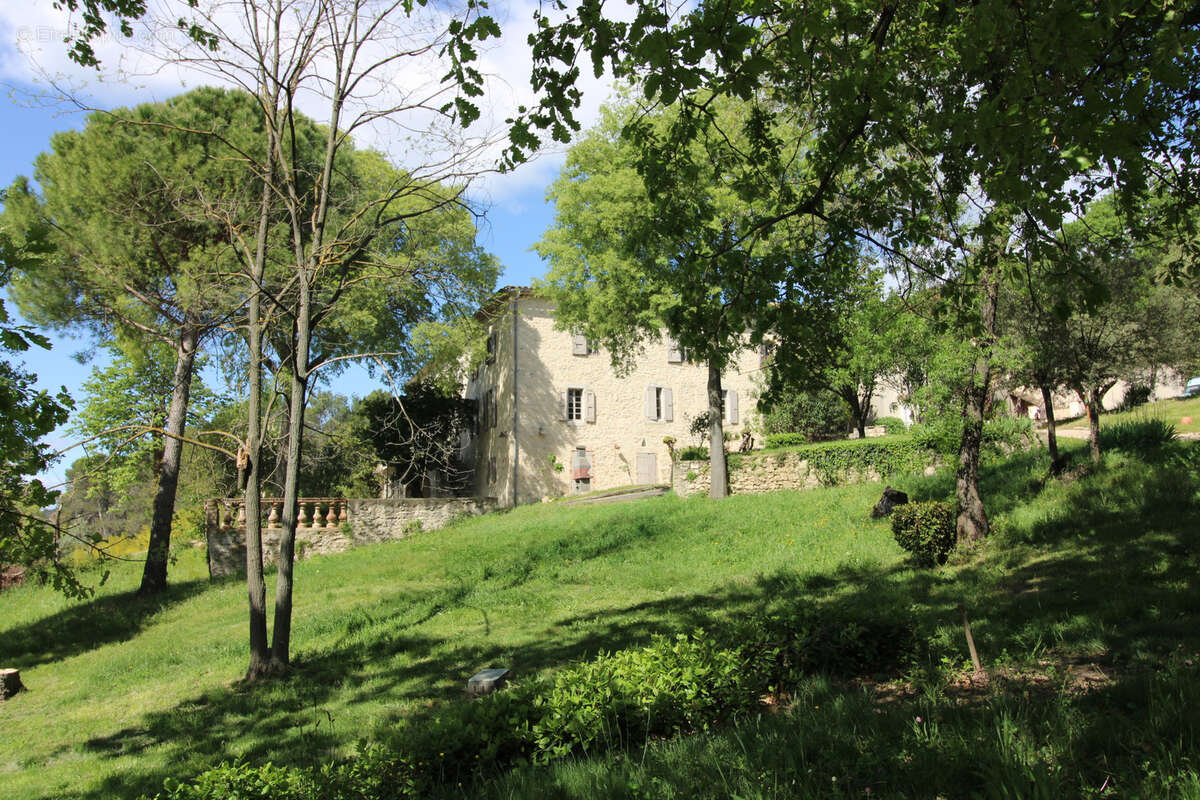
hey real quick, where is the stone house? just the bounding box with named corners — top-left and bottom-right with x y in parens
top-left (465, 287), bottom-right (765, 506)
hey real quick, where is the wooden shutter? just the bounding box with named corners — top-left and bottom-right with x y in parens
top-left (572, 332), bottom-right (588, 355)
top-left (667, 337), bottom-right (683, 363)
top-left (644, 386), bottom-right (656, 420)
top-left (560, 391), bottom-right (568, 421)
top-left (585, 390), bottom-right (596, 423)
top-left (728, 390), bottom-right (739, 424)
top-left (662, 387), bottom-right (674, 421)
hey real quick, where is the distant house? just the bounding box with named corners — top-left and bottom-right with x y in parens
top-left (464, 287), bottom-right (764, 506)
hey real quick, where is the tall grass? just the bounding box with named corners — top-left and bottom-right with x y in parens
top-left (4, 439), bottom-right (1200, 799)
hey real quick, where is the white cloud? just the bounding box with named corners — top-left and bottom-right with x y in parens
top-left (1, 0), bottom-right (621, 213)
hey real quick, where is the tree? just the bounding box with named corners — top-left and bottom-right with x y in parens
top-left (1015, 201), bottom-right (1197, 463)
top-left (355, 385), bottom-right (476, 497)
top-left (538, 98), bottom-right (856, 498)
top-left (4, 87), bottom-right (263, 596)
top-left (149, 0), bottom-right (501, 678)
top-left (515, 0), bottom-right (1200, 543)
top-left (0, 238), bottom-right (75, 596)
top-left (768, 279), bottom-right (922, 437)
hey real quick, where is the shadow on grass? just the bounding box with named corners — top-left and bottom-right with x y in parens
top-left (66, 443), bottom-right (1200, 799)
top-left (0, 576), bottom-right (220, 669)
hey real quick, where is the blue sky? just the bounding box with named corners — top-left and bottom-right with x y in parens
top-left (0, 0), bottom-right (615, 485)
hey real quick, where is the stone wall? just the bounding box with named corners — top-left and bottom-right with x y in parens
top-left (205, 497), bottom-right (497, 578)
top-left (467, 292), bottom-right (768, 506)
top-left (672, 451), bottom-right (894, 497)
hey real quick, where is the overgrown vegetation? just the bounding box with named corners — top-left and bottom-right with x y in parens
top-left (3, 437), bottom-right (1199, 799)
top-left (891, 501), bottom-right (956, 567)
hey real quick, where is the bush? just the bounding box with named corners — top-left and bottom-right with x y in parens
top-left (1118, 384), bottom-right (1153, 411)
top-left (759, 436), bottom-right (933, 485)
top-left (876, 416), bottom-right (907, 435)
top-left (891, 501), bottom-right (956, 567)
top-left (759, 390), bottom-right (850, 441)
top-left (910, 415), bottom-right (1035, 458)
top-left (677, 445), bottom-right (709, 461)
top-left (1100, 417), bottom-right (1176, 452)
top-left (154, 762), bottom-right (317, 800)
top-left (158, 611), bottom-right (916, 799)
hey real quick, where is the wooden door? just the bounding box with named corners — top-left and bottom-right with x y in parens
top-left (636, 452), bottom-right (657, 485)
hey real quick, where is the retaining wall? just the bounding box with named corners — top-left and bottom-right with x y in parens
top-left (205, 497), bottom-right (497, 578)
top-left (671, 450), bottom-right (934, 497)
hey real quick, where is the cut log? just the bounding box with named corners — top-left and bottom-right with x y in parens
top-left (1, 668), bottom-right (25, 699)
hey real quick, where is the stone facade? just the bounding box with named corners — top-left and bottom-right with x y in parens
top-left (205, 497), bottom-right (496, 577)
top-left (467, 289), bottom-right (766, 506)
top-left (672, 452), bottom-right (893, 497)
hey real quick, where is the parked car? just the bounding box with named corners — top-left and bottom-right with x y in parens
top-left (1181, 377), bottom-right (1200, 399)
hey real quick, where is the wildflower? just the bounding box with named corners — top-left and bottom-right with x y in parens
top-left (916, 716), bottom-right (923, 723)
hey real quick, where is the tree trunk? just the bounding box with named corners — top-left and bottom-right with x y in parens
top-left (243, 120), bottom-right (276, 681)
top-left (136, 329), bottom-right (198, 596)
top-left (243, 293), bottom-right (270, 678)
top-left (955, 274), bottom-right (998, 545)
top-left (270, 280), bottom-right (312, 671)
top-left (707, 359), bottom-right (728, 499)
top-left (1040, 383), bottom-right (1061, 471)
top-left (1085, 390), bottom-right (1103, 464)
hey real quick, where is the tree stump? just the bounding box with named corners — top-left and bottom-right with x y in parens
top-left (1, 669), bottom-right (25, 699)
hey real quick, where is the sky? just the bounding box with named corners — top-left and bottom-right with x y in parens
top-left (0, 0), bottom-right (618, 486)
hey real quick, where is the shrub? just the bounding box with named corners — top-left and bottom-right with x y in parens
top-left (891, 501), bottom-right (956, 567)
top-left (759, 390), bottom-right (849, 441)
top-left (154, 761), bottom-right (317, 800)
top-left (531, 632), bottom-right (755, 761)
top-left (677, 445), bottom-right (708, 461)
top-left (158, 614), bottom-right (916, 799)
top-left (1118, 383), bottom-right (1153, 411)
top-left (910, 415), bottom-right (1035, 458)
top-left (759, 436), bottom-right (933, 485)
top-left (876, 416), bottom-right (907, 435)
top-left (1099, 417), bottom-right (1176, 452)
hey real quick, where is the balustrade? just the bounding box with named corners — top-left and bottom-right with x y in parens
top-left (205, 498), bottom-right (350, 532)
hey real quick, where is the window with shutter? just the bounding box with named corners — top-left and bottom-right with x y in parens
top-left (566, 388), bottom-right (584, 421)
top-left (585, 390), bottom-right (596, 423)
top-left (572, 332), bottom-right (588, 355)
top-left (644, 386), bottom-right (671, 422)
top-left (485, 329), bottom-right (497, 364)
top-left (666, 337), bottom-right (683, 363)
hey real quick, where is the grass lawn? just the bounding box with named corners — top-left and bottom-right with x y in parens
top-left (1061, 394), bottom-right (1200, 435)
top-left (2, 438), bottom-right (1199, 799)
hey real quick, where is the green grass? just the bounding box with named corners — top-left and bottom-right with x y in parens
top-left (1062, 394), bottom-right (1200, 435)
top-left (3, 439), bottom-right (1200, 799)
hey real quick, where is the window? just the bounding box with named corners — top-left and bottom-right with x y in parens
top-left (571, 447), bottom-right (592, 493)
top-left (561, 388), bottom-right (596, 423)
top-left (721, 390), bottom-right (739, 424)
top-left (571, 332), bottom-right (598, 356)
top-left (485, 329), bottom-right (497, 364)
top-left (479, 387), bottom-right (496, 430)
top-left (566, 388), bottom-right (583, 421)
top-left (644, 385), bottom-right (674, 422)
top-left (666, 336), bottom-right (686, 364)
top-left (487, 455), bottom-right (497, 486)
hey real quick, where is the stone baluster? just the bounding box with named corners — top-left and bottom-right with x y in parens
top-left (268, 502), bottom-right (280, 528)
top-left (325, 501), bottom-right (338, 528)
top-left (222, 503), bottom-right (234, 529)
top-left (338, 501), bottom-right (348, 524)
top-left (299, 501), bottom-right (311, 527)
top-left (236, 503), bottom-right (247, 528)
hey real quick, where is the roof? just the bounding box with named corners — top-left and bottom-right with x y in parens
top-left (474, 285), bottom-right (539, 321)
